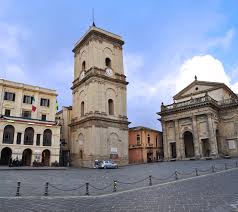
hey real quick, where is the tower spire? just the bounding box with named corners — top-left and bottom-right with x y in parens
top-left (92, 8), bottom-right (96, 27)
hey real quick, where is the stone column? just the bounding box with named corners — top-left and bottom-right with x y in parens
top-left (161, 121), bottom-right (169, 160)
top-left (174, 120), bottom-right (181, 159)
top-left (192, 116), bottom-right (200, 158)
top-left (207, 114), bottom-right (218, 156)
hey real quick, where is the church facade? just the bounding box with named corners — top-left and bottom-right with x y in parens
top-left (69, 26), bottom-right (129, 167)
top-left (158, 77), bottom-right (238, 161)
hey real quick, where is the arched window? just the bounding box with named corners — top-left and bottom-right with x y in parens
top-left (43, 129), bottom-right (52, 146)
top-left (137, 134), bottom-right (141, 145)
top-left (108, 99), bottom-right (114, 115)
top-left (82, 61), bottom-right (86, 70)
top-left (24, 127), bottom-right (34, 145)
top-left (105, 58), bottom-right (111, 67)
top-left (3, 125), bottom-right (14, 144)
top-left (147, 134), bottom-right (150, 144)
top-left (81, 101), bottom-right (84, 117)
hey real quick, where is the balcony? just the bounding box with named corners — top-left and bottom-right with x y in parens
top-left (129, 143), bottom-right (142, 149)
top-left (159, 95), bottom-right (238, 114)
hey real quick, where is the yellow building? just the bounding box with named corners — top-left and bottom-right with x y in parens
top-left (56, 106), bottom-right (72, 166)
top-left (0, 79), bottom-right (60, 166)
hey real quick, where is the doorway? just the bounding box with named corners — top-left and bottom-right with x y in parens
top-left (147, 151), bottom-right (153, 162)
top-left (202, 139), bottom-right (210, 157)
top-left (0, 147), bottom-right (12, 165)
top-left (22, 149), bottom-right (32, 166)
top-left (42, 150), bottom-right (51, 166)
top-left (184, 131), bottom-right (195, 158)
top-left (170, 143), bottom-right (176, 158)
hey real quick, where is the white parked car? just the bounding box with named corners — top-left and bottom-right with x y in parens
top-left (98, 160), bottom-right (118, 169)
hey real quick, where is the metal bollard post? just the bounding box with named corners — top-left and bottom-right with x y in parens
top-left (175, 171), bottom-right (178, 180)
top-left (236, 161), bottom-right (238, 168)
top-left (149, 175), bottom-right (152, 186)
top-left (44, 182), bottom-right (49, 196)
top-left (113, 180), bottom-right (117, 192)
top-left (212, 165), bottom-right (215, 173)
top-left (16, 182), bottom-right (21, 196)
top-left (195, 168), bottom-right (199, 176)
top-left (225, 163), bottom-right (228, 170)
top-left (85, 183), bottom-right (89, 196)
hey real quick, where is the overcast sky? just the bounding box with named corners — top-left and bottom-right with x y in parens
top-left (0, 0), bottom-right (238, 130)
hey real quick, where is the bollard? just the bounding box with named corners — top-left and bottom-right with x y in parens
top-left (195, 168), bottom-right (199, 176)
top-left (44, 182), bottom-right (49, 196)
top-left (175, 171), bottom-right (178, 180)
top-left (225, 163), bottom-right (228, 170)
top-left (85, 183), bottom-right (89, 196)
top-left (113, 180), bottom-right (117, 192)
top-left (16, 182), bottom-right (21, 196)
top-left (212, 165), bottom-right (215, 173)
top-left (149, 175), bottom-right (152, 186)
top-left (236, 161), bottom-right (238, 168)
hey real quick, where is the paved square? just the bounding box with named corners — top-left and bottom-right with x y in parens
top-left (0, 159), bottom-right (238, 211)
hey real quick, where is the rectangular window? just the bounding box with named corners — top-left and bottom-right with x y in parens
top-left (40, 98), bottom-right (50, 107)
top-left (16, 133), bottom-right (22, 144)
top-left (23, 95), bottom-right (33, 104)
top-left (22, 110), bottom-right (31, 118)
top-left (36, 134), bottom-right (41, 146)
top-left (41, 114), bottom-right (46, 121)
top-left (5, 109), bottom-right (11, 116)
top-left (4, 92), bottom-right (15, 101)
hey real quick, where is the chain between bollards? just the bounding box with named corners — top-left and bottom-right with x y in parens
top-left (195, 168), bottom-right (199, 176)
top-left (149, 175), bottom-right (152, 186)
top-left (44, 182), bottom-right (49, 196)
top-left (175, 171), bottom-right (178, 180)
top-left (113, 180), bottom-right (117, 192)
top-left (85, 182), bottom-right (89, 195)
top-left (16, 182), bottom-right (21, 196)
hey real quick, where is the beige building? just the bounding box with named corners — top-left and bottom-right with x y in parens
top-left (69, 25), bottom-right (130, 167)
top-left (158, 77), bottom-right (238, 161)
top-left (129, 126), bottom-right (163, 164)
top-left (0, 79), bottom-right (60, 166)
top-left (55, 106), bottom-right (72, 166)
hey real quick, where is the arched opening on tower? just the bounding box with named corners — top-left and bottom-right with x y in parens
top-left (81, 101), bottom-right (84, 116)
top-left (108, 99), bottom-right (114, 115)
top-left (82, 61), bottom-right (86, 70)
top-left (183, 131), bottom-right (195, 158)
top-left (105, 57), bottom-right (111, 67)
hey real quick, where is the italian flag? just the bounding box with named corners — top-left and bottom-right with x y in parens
top-left (32, 96), bottom-right (36, 112)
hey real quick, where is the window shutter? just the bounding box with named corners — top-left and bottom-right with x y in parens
top-left (47, 99), bottom-right (50, 107)
top-left (13, 93), bottom-right (15, 101)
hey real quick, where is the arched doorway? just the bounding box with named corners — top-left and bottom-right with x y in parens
top-left (184, 131), bottom-right (195, 158)
top-left (42, 150), bottom-right (50, 166)
top-left (22, 149), bottom-right (32, 166)
top-left (0, 147), bottom-right (12, 165)
top-left (43, 129), bottom-right (52, 146)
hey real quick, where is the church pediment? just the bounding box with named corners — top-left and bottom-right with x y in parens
top-left (173, 80), bottom-right (236, 100)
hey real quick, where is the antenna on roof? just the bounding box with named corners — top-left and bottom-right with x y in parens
top-left (92, 8), bottom-right (96, 27)
top-left (195, 75), bottom-right (197, 81)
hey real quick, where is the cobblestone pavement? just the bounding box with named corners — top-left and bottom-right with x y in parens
top-left (0, 168), bottom-right (238, 211)
top-left (0, 158), bottom-right (237, 197)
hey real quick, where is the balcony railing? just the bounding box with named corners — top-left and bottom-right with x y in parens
top-left (161, 95), bottom-right (238, 112)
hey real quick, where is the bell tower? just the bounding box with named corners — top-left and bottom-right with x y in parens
top-left (70, 25), bottom-right (129, 167)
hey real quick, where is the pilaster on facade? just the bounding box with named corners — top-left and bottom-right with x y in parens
top-left (207, 113), bottom-right (218, 156)
top-left (192, 116), bottom-right (200, 158)
top-left (174, 119), bottom-right (181, 159)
